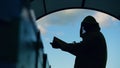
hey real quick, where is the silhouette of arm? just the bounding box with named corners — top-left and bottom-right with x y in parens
top-left (50, 36), bottom-right (90, 56)
top-left (57, 34), bottom-right (95, 56)
top-left (50, 37), bottom-right (82, 55)
top-left (60, 42), bottom-right (87, 56)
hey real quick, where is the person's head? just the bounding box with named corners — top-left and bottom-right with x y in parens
top-left (80, 16), bottom-right (100, 37)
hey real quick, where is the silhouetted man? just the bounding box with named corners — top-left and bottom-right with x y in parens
top-left (50, 16), bottom-right (107, 68)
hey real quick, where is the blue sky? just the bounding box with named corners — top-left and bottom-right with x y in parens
top-left (36, 9), bottom-right (120, 68)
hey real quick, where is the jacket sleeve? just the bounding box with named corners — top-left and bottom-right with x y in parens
top-left (51, 37), bottom-right (89, 56)
top-left (60, 42), bottom-right (86, 56)
top-left (59, 35), bottom-right (93, 56)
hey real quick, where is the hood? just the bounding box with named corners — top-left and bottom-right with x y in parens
top-left (80, 16), bottom-right (100, 37)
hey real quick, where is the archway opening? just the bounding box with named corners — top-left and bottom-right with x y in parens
top-left (36, 9), bottom-right (120, 68)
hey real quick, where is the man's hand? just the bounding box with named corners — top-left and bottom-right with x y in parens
top-left (50, 37), bottom-right (61, 48)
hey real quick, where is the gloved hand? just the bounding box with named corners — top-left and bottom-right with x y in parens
top-left (50, 37), bottom-right (61, 48)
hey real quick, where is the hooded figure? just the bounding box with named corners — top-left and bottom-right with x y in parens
top-left (50, 16), bottom-right (107, 68)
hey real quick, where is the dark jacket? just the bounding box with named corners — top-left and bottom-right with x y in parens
top-left (60, 16), bottom-right (107, 68)
top-left (60, 31), bottom-right (107, 68)
top-left (51, 16), bottom-right (107, 68)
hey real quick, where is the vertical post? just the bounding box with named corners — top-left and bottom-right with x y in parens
top-left (81, 0), bottom-right (86, 7)
top-left (42, 0), bottom-right (47, 14)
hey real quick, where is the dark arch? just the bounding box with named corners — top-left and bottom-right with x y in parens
top-left (30, 0), bottom-right (120, 20)
top-left (36, 8), bottom-right (119, 21)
